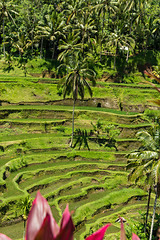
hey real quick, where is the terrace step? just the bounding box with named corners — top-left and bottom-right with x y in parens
top-left (0, 119), bottom-right (66, 127)
top-left (0, 80), bottom-right (159, 240)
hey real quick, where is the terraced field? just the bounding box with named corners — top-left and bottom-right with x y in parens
top-left (0, 76), bottom-right (159, 240)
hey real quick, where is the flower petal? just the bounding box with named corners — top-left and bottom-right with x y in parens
top-left (34, 214), bottom-right (54, 240)
top-left (56, 205), bottom-right (75, 240)
top-left (85, 224), bottom-right (111, 240)
top-left (0, 234), bottom-right (12, 240)
top-left (132, 233), bottom-right (141, 240)
top-left (120, 218), bottom-right (127, 240)
top-left (26, 191), bottom-right (59, 240)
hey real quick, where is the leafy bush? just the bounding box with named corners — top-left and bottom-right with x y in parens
top-left (90, 120), bottom-right (120, 150)
top-left (9, 157), bottom-right (28, 172)
top-left (126, 212), bottom-right (160, 240)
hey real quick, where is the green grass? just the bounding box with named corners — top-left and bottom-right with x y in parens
top-left (0, 222), bottom-right (24, 240)
top-left (0, 104), bottom-right (138, 114)
top-left (73, 187), bottom-right (146, 224)
top-left (0, 67), bottom-right (160, 240)
top-left (0, 74), bottom-right (159, 107)
top-left (79, 203), bottom-right (148, 240)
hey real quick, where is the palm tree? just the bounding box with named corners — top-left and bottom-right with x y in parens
top-left (37, 9), bottom-right (66, 59)
top-left (149, 168), bottom-right (160, 240)
top-left (144, 68), bottom-right (160, 106)
top-left (12, 31), bottom-right (32, 56)
top-left (58, 32), bottom-right (81, 62)
top-left (74, 7), bottom-right (97, 58)
top-left (94, 0), bottom-right (117, 27)
top-left (0, 0), bottom-right (18, 57)
top-left (143, 63), bottom-right (160, 240)
top-left (62, 0), bottom-right (84, 25)
top-left (11, 31), bottom-right (32, 76)
top-left (58, 52), bottom-right (96, 147)
top-left (107, 28), bottom-right (135, 68)
top-left (127, 122), bottom-right (160, 235)
top-left (130, 0), bottom-right (149, 51)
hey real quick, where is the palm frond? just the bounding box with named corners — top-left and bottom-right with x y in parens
top-left (151, 160), bottom-right (160, 185)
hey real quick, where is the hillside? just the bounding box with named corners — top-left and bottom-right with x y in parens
top-left (0, 61), bottom-right (159, 240)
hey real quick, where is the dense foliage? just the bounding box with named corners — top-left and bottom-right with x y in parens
top-left (0, 0), bottom-right (160, 62)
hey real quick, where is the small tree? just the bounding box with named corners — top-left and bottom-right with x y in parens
top-left (58, 51), bottom-right (96, 147)
top-left (17, 195), bottom-right (32, 239)
top-left (127, 121), bottom-right (160, 237)
top-left (91, 120), bottom-right (120, 151)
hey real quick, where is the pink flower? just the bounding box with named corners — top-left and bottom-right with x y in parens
top-left (119, 217), bottom-right (140, 240)
top-left (0, 234), bottom-right (12, 240)
top-left (0, 192), bottom-right (141, 240)
top-left (0, 191), bottom-right (110, 240)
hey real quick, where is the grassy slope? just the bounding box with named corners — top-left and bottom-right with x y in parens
top-left (0, 58), bottom-right (159, 240)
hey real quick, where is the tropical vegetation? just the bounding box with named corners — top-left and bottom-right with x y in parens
top-left (0, 0), bottom-right (160, 240)
top-left (0, 0), bottom-right (160, 65)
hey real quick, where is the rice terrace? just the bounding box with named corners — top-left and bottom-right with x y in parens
top-left (0, 1), bottom-right (160, 240)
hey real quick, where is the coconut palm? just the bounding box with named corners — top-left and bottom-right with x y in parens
top-left (95, 0), bottom-right (117, 26)
top-left (149, 167), bottom-right (160, 240)
top-left (107, 28), bottom-right (135, 68)
top-left (74, 8), bottom-right (97, 58)
top-left (0, 0), bottom-right (18, 57)
top-left (144, 68), bottom-right (160, 106)
top-left (12, 31), bottom-right (32, 57)
top-left (37, 9), bottom-right (66, 59)
top-left (93, 0), bottom-right (116, 61)
top-left (58, 52), bottom-right (96, 147)
top-left (11, 31), bottom-right (32, 76)
top-left (62, 0), bottom-right (84, 25)
top-left (127, 122), bottom-right (160, 235)
top-left (130, 0), bottom-right (149, 50)
top-left (143, 64), bottom-right (160, 240)
top-left (58, 32), bottom-right (81, 62)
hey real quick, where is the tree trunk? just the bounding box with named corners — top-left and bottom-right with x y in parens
top-left (40, 37), bottom-right (43, 59)
top-left (3, 17), bottom-right (5, 58)
top-left (70, 99), bottom-right (76, 148)
top-left (100, 11), bottom-right (104, 63)
top-left (149, 186), bottom-right (158, 240)
top-left (114, 44), bottom-right (118, 69)
top-left (52, 42), bottom-right (56, 59)
top-left (144, 186), bottom-right (151, 233)
top-left (114, 51), bottom-right (117, 69)
top-left (82, 36), bottom-right (85, 60)
top-left (31, 29), bottom-right (34, 53)
top-left (126, 50), bottom-right (129, 62)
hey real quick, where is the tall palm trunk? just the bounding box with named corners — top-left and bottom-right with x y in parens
top-left (3, 17), bottom-right (5, 58)
top-left (52, 42), bottom-right (56, 59)
top-left (70, 98), bottom-right (76, 147)
top-left (149, 186), bottom-right (158, 240)
top-left (82, 36), bottom-right (85, 60)
top-left (40, 37), bottom-right (43, 59)
top-left (100, 10), bottom-right (105, 63)
top-left (144, 186), bottom-right (151, 233)
top-left (114, 45), bottom-right (118, 69)
top-left (126, 50), bottom-right (129, 62)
